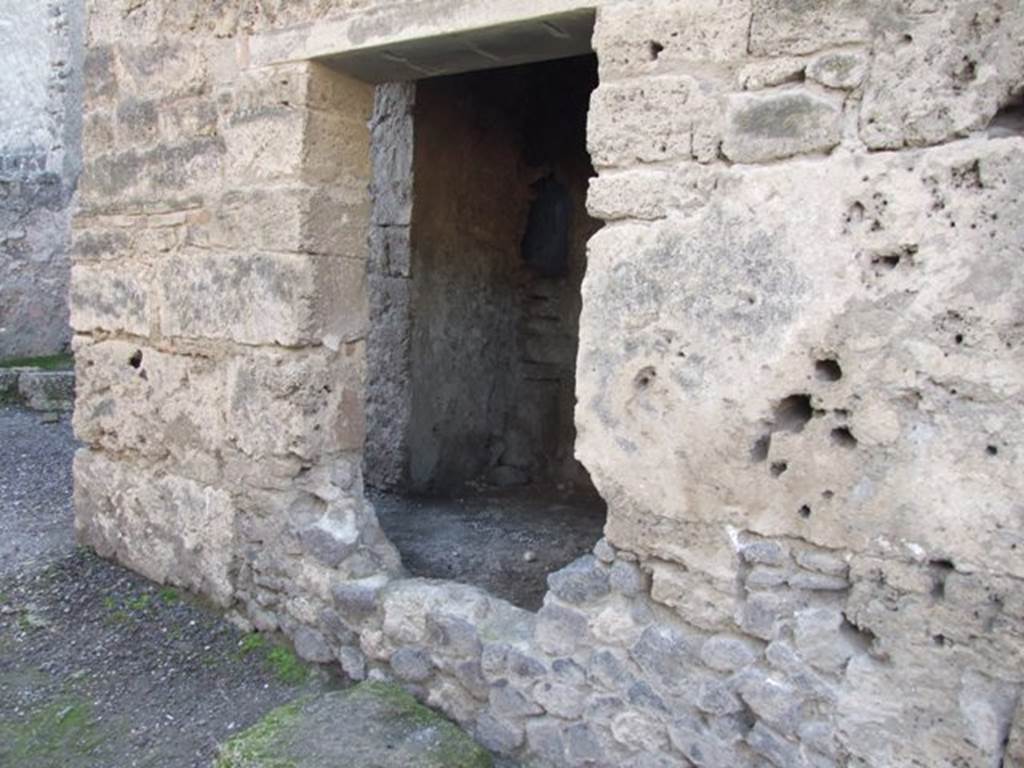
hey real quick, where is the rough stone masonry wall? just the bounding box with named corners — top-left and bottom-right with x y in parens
top-left (70, 1), bottom-right (1024, 767)
top-left (0, 0), bottom-right (84, 358)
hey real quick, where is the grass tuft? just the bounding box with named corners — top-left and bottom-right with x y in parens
top-left (0, 354), bottom-right (74, 371)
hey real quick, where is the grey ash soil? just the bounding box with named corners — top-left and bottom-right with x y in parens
top-left (372, 486), bottom-right (607, 611)
top-left (0, 405), bottom-right (334, 767)
top-left (0, 406), bottom-right (78, 579)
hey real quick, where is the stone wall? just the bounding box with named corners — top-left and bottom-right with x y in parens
top-left (0, 0), bottom-right (83, 358)
top-left (71, 1), bottom-right (1024, 767)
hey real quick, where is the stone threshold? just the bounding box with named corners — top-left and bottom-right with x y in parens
top-left (0, 366), bottom-right (75, 412)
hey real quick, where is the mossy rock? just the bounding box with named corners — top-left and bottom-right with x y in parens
top-left (216, 681), bottom-right (493, 768)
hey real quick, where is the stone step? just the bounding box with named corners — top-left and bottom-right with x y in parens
top-left (0, 368), bottom-right (75, 412)
top-left (215, 681), bottom-right (501, 768)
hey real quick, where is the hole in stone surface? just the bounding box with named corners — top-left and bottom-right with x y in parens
top-left (929, 559), bottom-right (955, 598)
top-left (128, 350), bottom-right (143, 369)
top-left (814, 359), bottom-right (843, 382)
top-left (770, 461), bottom-right (788, 477)
top-left (954, 333), bottom-right (964, 345)
top-left (634, 366), bottom-right (657, 389)
top-left (986, 445), bottom-right (998, 456)
top-left (365, 55), bottom-right (606, 611)
top-left (872, 254), bottom-right (902, 270)
top-left (822, 489), bottom-right (834, 500)
top-left (831, 427), bottom-right (858, 449)
top-left (798, 505), bottom-right (812, 519)
top-left (988, 91), bottom-right (1024, 138)
top-left (648, 41), bottom-right (664, 61)
top-left (952, 57), bottom-right (977, 91)
top-left (751, 434), bottom-right (771, 463)
top-left (773, 394), bottom-right (814, 433)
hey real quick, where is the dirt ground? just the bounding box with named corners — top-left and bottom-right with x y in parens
top-left (0, 406), bottom-right (334, 767)
top-left (372, 486), bottom-right (606, 611)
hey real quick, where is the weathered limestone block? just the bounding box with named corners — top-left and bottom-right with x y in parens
top-left (749, 0), bottom-right (870, 56)
top-left (74, 448), bottom-right (236, 605)
top-left (588, 77), bottom-right (721, 167)
top-left (587, 166), bottom-right (719, 222)
top-left (226, 345), bottom-right (366, 460)
top-left (158, 249), bottom-right (366, 347)
top-left (838, 653), bottom-right (1021, 768)
top-left (73, 338), bottom-right (227, 462)
top-left (220, 74), bottom-right (372, 187)
top-left (187, 186), bottom-right (369, 258)
top-left (860, 1), bottom-right (1024, 149)
top-left (74, 339), bottom-right (366, 467)
top-left (578, 140), bottom-right (1024, 577)
top-left (722, 88), bottom-right (843, 163)
top-left (78, 136), bottom-right (226, 210)
top-left (72, 216), bottom-right (185, 263)
top-left (69, 261), bottom-right (152, 336)
top-left (593, 0), bottom-right (751, 78)
top-left (116, 40), bottom-right (209, 99)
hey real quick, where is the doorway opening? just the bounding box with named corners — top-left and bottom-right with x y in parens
top-left (364, 54), bottom-right (605, 610)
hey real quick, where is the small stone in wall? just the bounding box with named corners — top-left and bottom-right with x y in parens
top-left (474, 713), bottom-right (524, 754)
top-left (593, 538), bottom-right (616, 564)
top-left (788, 571), bottom-right (849, 591)
top-left (588, 649), bottom-right (634, 691)
top-left (338, 646), bottom-right (366, 681)
top-left (807, 50), bottom-right (868, 90)
top-left (722, 89), bottom-right (843, 163)
top-left (739, 539), bottom-right (789, 567)
top-left (609, 559), bottom-right (647, 596)
top-left (536, 603), bottom-right (590, 656)
top-left (293, 626), bottom-right (333, 663)
top-left (747, 722), bottom-right (803, 766)
top-left (700, 634), bottom-right (761, 673)
top-left (331, 576), bottom-right (385, 620)
top-left (297, 516), bottom-right (359, 568)
top-left (390, 646), bottom-right (433, 682)
top-left (737, 671), bottom-right (805, 735)
top-left (793, 548), bottom-right (848, 577)
top-left (426, 614), bottom-right (481, 658)
top-left (546, 555), bottom-right (611, 604)
top-left (489, 682), bottom-right (543, 719)
top-left (564, 723), bottom-right (604, 764)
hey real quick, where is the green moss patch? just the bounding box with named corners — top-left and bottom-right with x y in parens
top-left (214, 682), bottom-right (493, 768)
top-left (216, 700), bottom-right (304, 768)
top-left (0, 353), bottom-right (74, 371)
top-left (237, 634), bottom-right (310, 686)
top-left (0, 696), bottom-right (104, 766)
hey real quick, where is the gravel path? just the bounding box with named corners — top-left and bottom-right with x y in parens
top-left (0, 406), bottom-right (77, 579)
top-left (0, 405), bottom-right (334, 767)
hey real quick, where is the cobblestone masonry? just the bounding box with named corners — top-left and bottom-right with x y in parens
top-left (71, 2), bottom-right (1024, 766)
